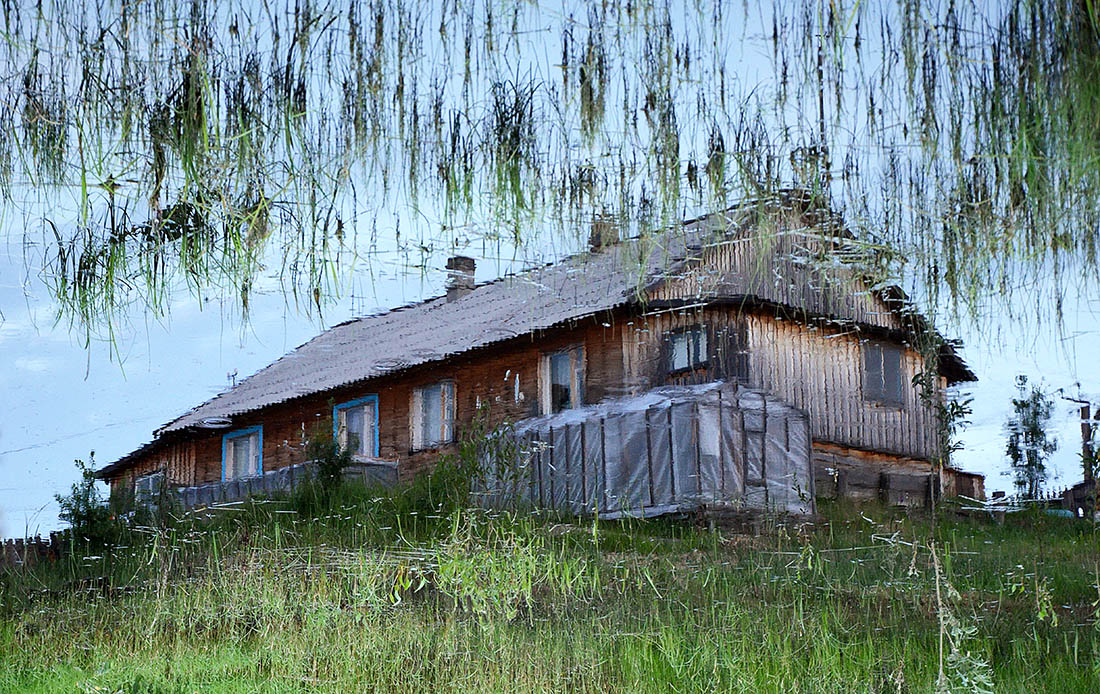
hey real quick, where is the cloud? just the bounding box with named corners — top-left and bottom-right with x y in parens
top-left (0, 319), bottom-right (31, 346)
top-left (13, 357), bottom-right (52, 374)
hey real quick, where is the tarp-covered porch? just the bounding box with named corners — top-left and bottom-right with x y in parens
top-left (473, 382), bottom-right (815, 519)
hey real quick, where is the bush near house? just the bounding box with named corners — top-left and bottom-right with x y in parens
top-left (3, 470), bottom-right (1099, 694)
top-left (54, 454), bottom-right (125, 549)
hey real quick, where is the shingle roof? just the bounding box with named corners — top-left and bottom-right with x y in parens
top-left (159, 221), bottom-right (706, 434)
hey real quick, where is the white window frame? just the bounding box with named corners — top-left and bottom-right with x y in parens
top-left (333, 394), bottom-right (380, 458)
top-left (540, 346), bottom-right (586, 415)
top-left (222, 426), bottom-right (263, 480)
top-left (134, 470), bottom-right (166, 506)
top-left (410, 381), bottom-right (455, 451)
top-left (667, 326), bottom-right (708, 374)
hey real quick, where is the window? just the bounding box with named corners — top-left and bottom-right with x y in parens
top-left (334, 395), bottom-right (379, 457)
top-left (667, 326), bottom-right (708, 373)
top-left (411, 381), bottom-right (455, 450)
top-left (222, 426), bottom-right (262, 480)
top-left (540, 346), bottom-right (585, 414)
top-left (713, 321), bottom-right (750, 384)
top-left (862, 342), bottom-right (904, 406)
top-left (134, 470), bottom-right (165, 506)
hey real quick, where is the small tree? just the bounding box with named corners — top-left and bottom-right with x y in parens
top-left (55, 453), bottom-right (121, 547)
top-left (1080, 405), bottom-right (1100, 519)
top-left (1004, 376), bottom-right (1059, 499)
top-left (305, 427), bottom-right (353, 501)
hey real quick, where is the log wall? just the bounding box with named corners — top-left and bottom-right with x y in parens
top-left (112, 318), bottom-right (628, 489)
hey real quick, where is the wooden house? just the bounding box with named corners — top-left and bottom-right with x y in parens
top-left (95, 196), bottom-right (983, 507)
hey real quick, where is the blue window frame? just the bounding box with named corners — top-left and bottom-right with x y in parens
top-left (333, 394), bottom-right (380, 457)
top-left (222, 426), bottom-right (263, 481)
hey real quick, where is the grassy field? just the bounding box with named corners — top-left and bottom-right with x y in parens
top-left (2, 480), bottom-right (1098, 693)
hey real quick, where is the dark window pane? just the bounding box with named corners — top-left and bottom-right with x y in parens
top-left (550, 352), bottom-right (572, 412)
top-left (668, 327), bottom-right (708, 374)
top-left (694, 328), bottom-right (707, 365)
top-left (863, 343), bottom-right (904, 405)
top-left (882, 345), bottom-right (903, 404)
top-left (863, 343), bottom-right (884, 401)
top-left (346, 406), bottom-right (366, 454)
top-left (421, 385), bottom-right (442, 446)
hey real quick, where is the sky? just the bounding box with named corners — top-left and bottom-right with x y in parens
top-left (1, 230), bottom-right (1098, 538)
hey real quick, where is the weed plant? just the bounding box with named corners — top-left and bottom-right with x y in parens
top-left (4, 485), bottom-right (1099, 692)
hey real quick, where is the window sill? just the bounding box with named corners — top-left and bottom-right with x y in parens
top-left (348, 454), bottom-right (398, 468)
top-left (667, 364), bottom-right (710, 377)
top-left (408, 442), bottom-right (454, 455)
top-left (864, 399), bottom-right (904, 410)
top-left (221, 472), bottom-right (263, 483)
top-left (542, 401), bottom-right (584, 416)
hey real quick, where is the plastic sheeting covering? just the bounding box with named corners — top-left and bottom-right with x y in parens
top-left (473, 382), bottom-right (814, 519)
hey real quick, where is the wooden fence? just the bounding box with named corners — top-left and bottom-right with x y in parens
top-left (173, 459), bottom-right (398, 509)
top-left (0, 531), bottom-right (69, 570)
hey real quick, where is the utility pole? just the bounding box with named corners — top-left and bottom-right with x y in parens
top-left (1061, 394), bottom-right (1097, 483)
top-left (1081, 403), bottom-right (1094, 483)
top-left (1059, 391), bottom-right (1099, 520)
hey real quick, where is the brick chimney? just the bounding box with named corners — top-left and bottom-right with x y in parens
top-left (445, 255), bottom-right (476, 302)
top-left (588, 213), bottom-right (620, 252)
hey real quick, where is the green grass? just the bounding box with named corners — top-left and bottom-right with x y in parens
top-left (2, 485), bottom-right (1098, 693)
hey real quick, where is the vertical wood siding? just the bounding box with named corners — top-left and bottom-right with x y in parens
top-left (648, 223), bottom-right (906, 332)
top-left (622, 307), bottom-right (939, 461)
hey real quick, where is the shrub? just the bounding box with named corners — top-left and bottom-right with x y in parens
top-left (289, 426), bottom-right (354, 513)
top-left (55, 453), bottom-right (122, 548)
top-left (1004, 375), bottom-right (1058, 499)
top-left (434, 509), bottom-right (596, 623)
top-left (391, 406), bottom-right (512, 519)
top-left (306, 433), bottom-right (353, 495)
